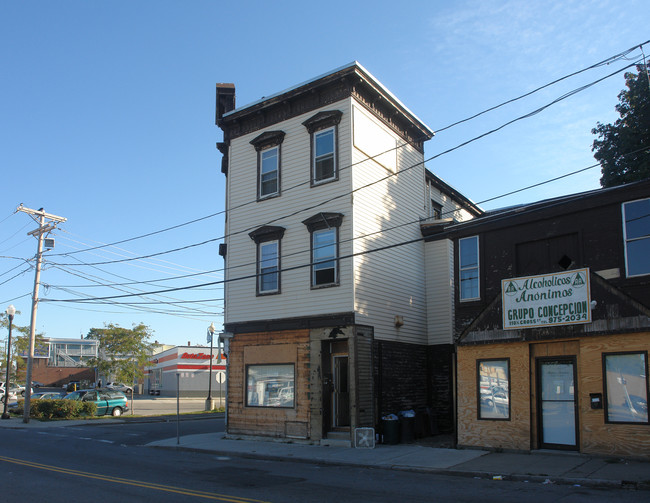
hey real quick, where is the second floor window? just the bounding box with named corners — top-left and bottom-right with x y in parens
top-left (259, 240), bottom-right (279, 293)
top-left (302, 212), bottom-right (344, 288)
top-left (623, 197), bottom-right (650, 277)
top-left (313, 228), bottom-right (337, 286)
top-left (249, 225), bottom-right (285, 295)
top-left (459, 235), bottom-right (479, 300)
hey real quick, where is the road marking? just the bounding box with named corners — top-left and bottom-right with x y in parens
top-left (0, 455), bottom-right (270, 502)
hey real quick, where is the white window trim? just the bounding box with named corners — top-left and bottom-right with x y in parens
top-left (312, 227), bottom-right (338, 287)
top-left (459, 235), bottom-right (480, 301)
top-left (312, 126), bottom-right (337, 184)
top-left (258, 240), bottom-right (279, 294)
top-left (259, 145), bottom-right (279, 199)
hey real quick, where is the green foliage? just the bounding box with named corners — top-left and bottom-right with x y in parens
top-left (15, 399), bottom-right (98, 419)
top-left (86, 323), bottom-right (154, 387)
top-left (0, 309), bottom-right (46, 383)
top-left (592, 64), bottom-right (650, 187)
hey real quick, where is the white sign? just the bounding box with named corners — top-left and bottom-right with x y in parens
top-left (502, 268), bottom-right (591, 330)
top-left (215, 371), bottom-right (226, 383)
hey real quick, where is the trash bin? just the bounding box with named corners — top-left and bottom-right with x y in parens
top-left (382, 418), bottom-right (400, 445)
top-left (399, 410), bottom-right (416, 443)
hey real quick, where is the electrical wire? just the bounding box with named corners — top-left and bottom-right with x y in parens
top-left (45, 42), bottom-right (649, 260)
top-left (48, 59), bottom-right (641, 269)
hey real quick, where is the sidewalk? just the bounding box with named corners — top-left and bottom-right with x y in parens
top-left (148, 431), bottom-right (650, 491)
top-left (2, 406), bottom-right (648, 491)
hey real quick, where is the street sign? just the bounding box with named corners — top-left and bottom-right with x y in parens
top-left (215, 371), bottom-right (226, 383)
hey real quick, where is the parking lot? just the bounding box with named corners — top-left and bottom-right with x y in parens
top-left (30, 388), bottom-right (215, 417)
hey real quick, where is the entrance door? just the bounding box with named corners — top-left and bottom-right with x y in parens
top-left (537, 358), bottom-right (578, 449)
top-left (332, 355), bottom-right (350, 428)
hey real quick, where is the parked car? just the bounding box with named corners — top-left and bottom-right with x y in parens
top-left (0, 382), bottom-right (32, 397)
top-left (106, 382), bottom-right (133, 393)
top-left (31, 391), bottom-right (65, 400)
top-left (0, 387), bottom-right (17, 404)
top-left (64, 389), bottom-right (129, 416)
top-left (31, 381), bottom-right (44, 388)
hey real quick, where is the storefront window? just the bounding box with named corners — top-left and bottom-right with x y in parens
top-left (477, 359), bottom-right (510, 420)
top-left (246, 364), bottom-right (295, 408)
top-left (604, 352), bottom-right (649, 424)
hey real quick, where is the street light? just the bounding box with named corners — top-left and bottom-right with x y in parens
top-left (205, 322), bottom-right (216, 411)
top-left (2, 305), bottom-right (16, 420)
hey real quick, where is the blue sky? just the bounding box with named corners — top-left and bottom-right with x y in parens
top-left (1, 0), bottom-right (647, 347)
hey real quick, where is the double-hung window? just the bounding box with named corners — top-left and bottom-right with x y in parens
top-left (259, 240), bottom-right (279, 293)
top-left (459, 235), bottom-right (480, 300)
top-left (313, 228), bottom-right (337, 286)
top-left (303, 212), bottom-right (344, 288)
top-left (260, 146), bottom-right (279, 197)
top-left (622, 198), bottom-right (650, 277)
top-left (314, 128), bottom-right (335, 182)
top-left (250, 130), bottom-right (285, 200)
top-left (303, 110), bottom-right (342, 186)
top-left (249, 225), bottom-right (285, 295)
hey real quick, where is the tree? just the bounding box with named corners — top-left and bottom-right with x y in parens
top-left (86, 323), bottom-right (154, 391)
top-left (1, 310), bottom-right (46, 384)
top-left (592, 64), bottom-right (650, 187)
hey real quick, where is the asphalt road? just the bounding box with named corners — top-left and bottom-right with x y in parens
top-left (0, 417), bottom-right (643, 502)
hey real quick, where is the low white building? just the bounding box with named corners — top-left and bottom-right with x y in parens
top-left (145, 345), bottom-right (226, 398)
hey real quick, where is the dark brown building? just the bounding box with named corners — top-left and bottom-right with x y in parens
top-left (423, 178), bottom-right (650, 458)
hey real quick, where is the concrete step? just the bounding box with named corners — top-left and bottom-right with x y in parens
top-left (320, 431), bottom-right (351, 447)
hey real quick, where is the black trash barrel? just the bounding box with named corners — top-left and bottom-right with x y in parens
top-left (400, 416), bottom-right (415, 443)
top-left (382, 419), bottom-right (400, 444)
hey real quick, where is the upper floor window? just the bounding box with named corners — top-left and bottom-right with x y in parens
top-left (303, 110), bottom-right (342, 186)
top-left (430, 200), bottom-right (442, 220)
top-left (260, 146), bottom-right (279, 197)
top-left (250, 130), bottom-right (285, 200)
top-left (249, 225), bottom-right (285, 295)
top-left (459, 235), bottom-right (479, 301)
top-left (622, 198), bottom-right (650, 277)
top-left (314, 128), bottom-right (336, 182)
top-left (303, 212), bottom-right (344, 288)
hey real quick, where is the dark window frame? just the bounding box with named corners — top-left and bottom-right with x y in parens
top-left (245, 363), bottom-right (295, 409)
top-left (622, 198), bottom-right (650, 278)
top-left (459, 235), bottom-right (480, 301)
top-left (302, 212), bottom-right (344, 289)
top-left (302, 110), bottom-right (342, 187)
top-left (602, 350), bottom-right (649, 425)
top-left (249, 225), bottom-right (285, 296)
top-left (476, 358), bottom-right (511, 421)
top-left (250, 130), bottom-right (285, 201)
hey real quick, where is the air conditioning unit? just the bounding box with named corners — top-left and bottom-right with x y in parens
top-left (354, 427), bottom-right (375, 449)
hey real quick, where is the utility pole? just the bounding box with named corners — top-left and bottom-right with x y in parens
top-left (16, 205), bottom-right (66, 423)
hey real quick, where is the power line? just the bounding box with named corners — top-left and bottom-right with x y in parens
top-left (45, 42), bottom-right (649, 261)
top-left (41, 150), bottom-right (630, 305)
top-left (49, 60), bottom-right (640, 269)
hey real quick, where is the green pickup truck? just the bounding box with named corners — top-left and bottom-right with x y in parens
top-left (64, 389), bottom-right (129, 416)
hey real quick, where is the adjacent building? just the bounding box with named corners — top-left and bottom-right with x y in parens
top-left (423, 179), bottom-right (650, 458)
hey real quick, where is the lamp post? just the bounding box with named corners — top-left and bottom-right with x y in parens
top-left (205, 322), bottom-right (216, 411)
top-left (2, 305), bottom-right (16, 420)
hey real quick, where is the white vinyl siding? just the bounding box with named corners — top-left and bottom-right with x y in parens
top-left (350, 102), bottom-right (428, 345)
top-left (224, 100), bottom-right (353, 324)
top-left (424, 239), bottom-right (455, 345)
